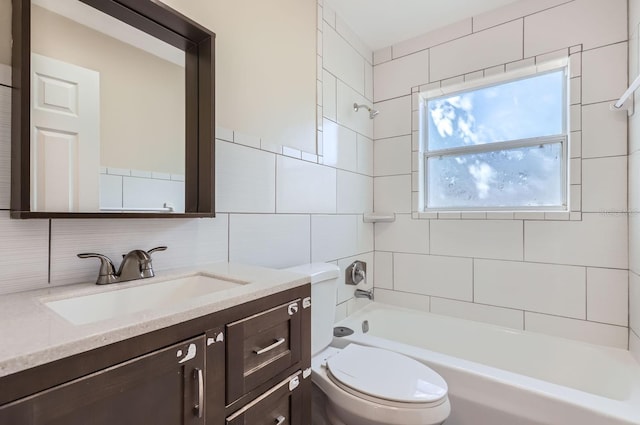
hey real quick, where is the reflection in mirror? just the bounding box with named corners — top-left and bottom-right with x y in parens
top-left (30, 0), bottom-right (185, 213)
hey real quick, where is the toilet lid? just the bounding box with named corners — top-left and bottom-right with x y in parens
top-left (326, 344), bottom-right (448, 404)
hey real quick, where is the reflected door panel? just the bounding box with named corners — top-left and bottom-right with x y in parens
top-left (31, 53), bottom-right (100, 212)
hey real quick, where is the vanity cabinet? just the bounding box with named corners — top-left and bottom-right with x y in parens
top-left (226, 371), bottom-right (303, 425)
top-left (0, 285), bottom-right (311, 425)
top-left (226, 299), bottom-right (301, 404)
top-left (0, 336), bottom-right (206, 425)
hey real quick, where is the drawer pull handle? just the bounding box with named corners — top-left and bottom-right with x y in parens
top-left (275, 415), bottom-right (286, 425)
top-left (194, 368), bottom-right (204, 418)
top-left (253, 337), bottom-right (286, 355)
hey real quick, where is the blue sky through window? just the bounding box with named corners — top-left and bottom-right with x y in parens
top-left (424, 69), bottom-right (566, 210)
top-left (427, 70), bottom-right (565, 151)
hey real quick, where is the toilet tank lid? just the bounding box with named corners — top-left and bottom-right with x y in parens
top-left (284, 263), bottom-right (339, 284)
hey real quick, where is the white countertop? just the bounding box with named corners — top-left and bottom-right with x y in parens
top-left (0, 262), bottom-right (309, 378)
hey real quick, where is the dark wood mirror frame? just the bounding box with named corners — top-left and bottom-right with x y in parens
top-left (11, 0), bottom-right (216, 218)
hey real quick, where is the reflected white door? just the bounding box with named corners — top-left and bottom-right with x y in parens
top-left (31, 53), bottom-right (100, 212)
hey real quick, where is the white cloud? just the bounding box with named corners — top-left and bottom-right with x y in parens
top-left (468, 161), bottom-right (496, 199)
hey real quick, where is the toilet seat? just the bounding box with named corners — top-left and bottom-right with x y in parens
top-left (325, 344), bottom-right (448, 407)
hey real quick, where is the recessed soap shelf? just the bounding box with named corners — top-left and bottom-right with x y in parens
top-left (363, 213), bottom-right (396, 223)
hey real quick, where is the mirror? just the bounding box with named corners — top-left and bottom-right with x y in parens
top-left (11, 0), bottom-right (215, 218)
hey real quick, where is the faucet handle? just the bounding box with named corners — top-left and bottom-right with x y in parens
top-left (77, 253), bottom-right (118, 285)
top-left (148, 246), bottom-right (167, 255)
top-left (138, 246), bottom-right (167, 278)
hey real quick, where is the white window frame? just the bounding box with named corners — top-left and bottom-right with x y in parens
top-left (420, 59), bottom-right (570, 213)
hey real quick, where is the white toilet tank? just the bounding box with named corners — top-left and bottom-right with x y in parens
top-left (284, 263), bottom-right (339, 356)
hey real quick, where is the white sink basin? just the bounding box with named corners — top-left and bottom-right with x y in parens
top-left (45, 273), bottom-right (247, 325)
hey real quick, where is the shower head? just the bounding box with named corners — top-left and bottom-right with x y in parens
top-left (353, 103), bottom-right (379, 119)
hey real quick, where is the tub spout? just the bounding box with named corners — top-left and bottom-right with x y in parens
top-left (354, 288), bottom-right (374, 301)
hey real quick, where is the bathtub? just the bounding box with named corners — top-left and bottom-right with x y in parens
top-left (331, 303), bottom-right (640, 425)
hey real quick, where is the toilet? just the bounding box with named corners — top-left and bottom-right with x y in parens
top-left (285, 263), bottom-right (450, 425)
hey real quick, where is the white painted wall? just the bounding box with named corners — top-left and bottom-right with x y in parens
top-left (159, 0), bottom-right (317, 154)
top-left (371, 0), bottom-right (631, 349)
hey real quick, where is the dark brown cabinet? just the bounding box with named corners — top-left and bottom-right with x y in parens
top-left (226, 299), bottom-right (301, 404)
top-left (0, 285), bottom-right (311, 425)
top-left (226, 372), bottom-right (303, 425)
top-left (0, 336), bottom-right (206, 425)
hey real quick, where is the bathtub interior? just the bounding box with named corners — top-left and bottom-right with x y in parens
top-left (334, 303), bottom-right (640, 402)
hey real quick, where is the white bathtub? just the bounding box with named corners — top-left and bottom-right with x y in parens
top-left (331, 303), bottom-right (640, 425)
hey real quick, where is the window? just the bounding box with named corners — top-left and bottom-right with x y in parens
top-left (421, 66), bottom-right (568, 211)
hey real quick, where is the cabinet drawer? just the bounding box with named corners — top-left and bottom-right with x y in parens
top-left (226, 372), bottom-right (302, 425)
top-left (226, 299), bottom-right (301, 403)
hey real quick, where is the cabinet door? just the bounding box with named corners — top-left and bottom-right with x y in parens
top-left (226, 300), bottom-right (301, 403)
top-left (226, 372), bottom-right (303, 425)
top-left (0, 336), bottom-right (206, 425)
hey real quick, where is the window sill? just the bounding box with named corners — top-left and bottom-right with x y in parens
top-left (412, 211), bottom-right (581, 221)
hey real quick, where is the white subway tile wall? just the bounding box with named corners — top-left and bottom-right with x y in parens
top-left (393, 19), bottom-right (472, 59)
top-left (394, 253), bottom-right (473, 301)
top-left (374, 288), bottom-right (430, 312)
top-left (373, 251), bottom-right (393, 290)
top-left (50, 217), bottom-right (229, 287)
top-left (0, 212), bottom-right (49, 294)
top-left (323, 22), bottom-right (365, 95)
top-left (582, 102), bottom-right (628, 159)
top-left (581, 156), bottom-right (627, 213)
top-left (229, 214), bottom-right (310, 269)
top-left (216, 141), bottom-right (276, 213)
top-left (276, 155), bottom-right (337, 214)
top-left (524, 214), bottom-right (627, 269)
top-left (336, 81), bottom-right (374, 139)
top-left (523, 0), bottom-right (627, 56)
top-left (371, 0), bottom-right (632, 348)
top-left (374, 135), bottom-right (412, 177)
top-left (524, 312), bottom-right (628, 349)
top-left (322, 118), bottom-right (358, 172)
top-left (375, 213), bottom-right (429, 254)
top-left (337, 170), bottom-right (373, 214)
top-left (429, 298), bottom-right (524, 330)
top-left (473, 0), bottom-right (572, 33)
top-left (311, 215), bottom-right (360, 263)
top-left (356, 134), bottom-right (374, 176)
top-left (629, 0), bottom-right (640, 361)
top-left (430, 20), bottom-right (524, 82)
top-left (0, 0), bottom-right (634, 351)
top-left (586, 268), bottom-right (628, 327)
top-left (430, 220), bottom-right (524, 261)
top-left (474, 260), bottom-right (586, 319)
top-left (373, 95), bottom-right (412, 140)
top-left (581, 42), bottom-right (628, 105)
top-left (374, 175), bottom-right (412, 214)
top-left (373, 50), bottom-right (429, 102)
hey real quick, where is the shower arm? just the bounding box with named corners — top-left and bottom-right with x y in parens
top-left (353, 103), bottom-right (379, 119)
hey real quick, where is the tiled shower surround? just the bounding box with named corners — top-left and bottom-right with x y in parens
top-left (0, 0), bottom-right (637, 358)
top-left (361, 0), bottom-right (633, 352)
top-left (627, 0), bottom-right (640, 362)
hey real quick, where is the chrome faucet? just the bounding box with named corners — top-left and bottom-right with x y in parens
top-left (78, 246), bottom-right (167, 285)
top-left (354, 288), bottom-right (374, 301)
